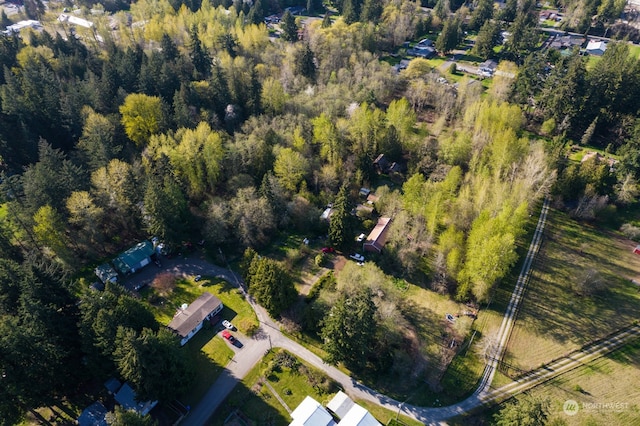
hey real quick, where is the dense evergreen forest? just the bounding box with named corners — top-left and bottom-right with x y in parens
top-left (1, 0), bottom-right (640, 422)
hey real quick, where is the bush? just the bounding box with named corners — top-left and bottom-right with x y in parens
top-left (306, 271), bottom-right (336, 302)
top-left (314, 253), bottom-right (325, 267)
top-left (620, 223), bottom-right (640, 240)
top-left (151, 272), bottom-right (176, 297)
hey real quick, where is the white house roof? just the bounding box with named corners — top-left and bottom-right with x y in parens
top-left (326, 391), bottom-right (355, 419)
top-left (289, 396), bottom-right (336, 426)
top-left (586, 40), bottom-right (607, 52)
top-left (337, 404), bottom-right (381, 426)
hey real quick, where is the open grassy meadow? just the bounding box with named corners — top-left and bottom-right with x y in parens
top-left (502, 208), bottom-right (640, 372)
top-left (494, 339), bottom-right (640, 425)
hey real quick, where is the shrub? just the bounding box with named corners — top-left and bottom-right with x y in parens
top-left (620, 223), bottom-right (640, 240)
top-left (151, 272), bottom-right (176, 297)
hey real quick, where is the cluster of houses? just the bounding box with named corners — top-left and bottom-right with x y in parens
top-left (289, 391), bottom-right (381, 426)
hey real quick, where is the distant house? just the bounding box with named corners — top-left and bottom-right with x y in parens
top-left (586, 40), bottom-right (607, 56)
top-left (112, 241), bottom-right (154, 275)
top-left (77, 401), bottom-right (108, 426)
top-left (391, 59), bottom-right (410, 73)
top-left (363, 217), bottom-right (392, 253)
top-left (285, 6), bottom-right (306, 15)
top-left (479, 59), bottom-right (498, 76)
top-left (359, 187), bottom-right (371, 197)
top-left (57, 13), bottom-right (94, 28)
top-left (289, 396), bottom-right (336, 426)
top-left (320, 207), bottom-right (334, 221)
top-left (167, 292), bottom-right (224, 346)
top-left (3, 20), bottom-right (42, 35)
top-left (114, 382), bottom-right (157, 416)
top-left (374, 154), bottom-right (390, 174)
top-left (407, 46), bottom-right (436, 58)
top-left (95, 263), bottom-right (118, 284)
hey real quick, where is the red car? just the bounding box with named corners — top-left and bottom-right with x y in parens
top-left (222, 330), bottom-right (235, 342)
top-left (321, 247), bottom-right (335, 253)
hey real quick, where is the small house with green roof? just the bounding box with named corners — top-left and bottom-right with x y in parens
top-left (113, 240), bottom-right (154, 275)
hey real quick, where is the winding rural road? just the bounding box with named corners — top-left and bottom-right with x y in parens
top-left (163, 198), bottom-right (638, 425)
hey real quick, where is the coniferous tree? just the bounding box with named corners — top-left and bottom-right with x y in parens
top-left (188, 25), bottom-right (211, 79)
top-left (322, 11), bottom-right (332, 28)
top-left (321, 287), bottom-right (377, 372)
top-left (281, 10), bottom-right (299, 42)
top-left (328, 184), bottom-right (354, 249)
top-left (295, 44), bottom-right (316, 81)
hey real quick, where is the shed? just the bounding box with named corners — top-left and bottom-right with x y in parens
top-left (114, 382), bottom-right (158, 416)
top-left (327, 391), bottom-right (355, 419)
top-left (113, 241), bottom-right (154, 275)
top-left (586, 40), bottom-right (607, 56)
top-left (363, 217), bottom-right (392, 253)
top-left (359, 188), bottom-right (371, 197)
top-left (77, 401), bottom-right (108, 426)
top-left (95, 263), bottom-right (118, 284)
top-left (289, 396), bottom-right (336, 426)
top-left (167, 292), bottom-right (224, 346)
top-left (337, 405), bottom-right (381, 426)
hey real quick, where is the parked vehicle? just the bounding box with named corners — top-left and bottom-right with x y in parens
top-left (222, 320), bottom-right (234, 330)
top-left (349, 253), bottom-right (365, 262)
top-left (321, 247), bottom-right (335, 253)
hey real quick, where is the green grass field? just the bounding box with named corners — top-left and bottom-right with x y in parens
top-left (502, 208), bottom-right (640, 372)
top-left (493, 338), bottom-right (640, 425)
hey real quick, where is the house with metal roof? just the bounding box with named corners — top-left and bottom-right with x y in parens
top-left (112, 240), bottom-right (154, 275)
top-left (94, 263), bottom-right (118, 284)
top-left (114, 382), bottom-right (157, 416)
top-left (77, 401), bottom-right (108, 426)
top-left (363, 217), bottom-right (392, 253)
top-left (167, 292), bottom-right (224, 346)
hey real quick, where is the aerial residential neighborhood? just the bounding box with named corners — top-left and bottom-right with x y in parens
top-left (1, 0), bottom-right (640, 425)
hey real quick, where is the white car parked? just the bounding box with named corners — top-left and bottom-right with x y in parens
top-left (349, 253), bottom-right (365, 262)
top-left (222, 320), bottom-right (234, 330)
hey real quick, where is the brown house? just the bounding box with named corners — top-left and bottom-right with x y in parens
top-left (363, 217), bottom-right (392, 253)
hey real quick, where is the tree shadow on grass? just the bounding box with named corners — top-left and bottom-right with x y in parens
top-left (208, 380), bottom-right (288, 426)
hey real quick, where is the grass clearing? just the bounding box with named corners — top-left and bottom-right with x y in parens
top-left (494, 338), bottom-right (640, 425)
top-left (503, 208), bottom-right (640, 372)
top-left (356, 399), bottom-right (425, 426)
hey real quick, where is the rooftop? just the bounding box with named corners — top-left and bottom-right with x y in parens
top-left (167, 292), bottom-right (223, 338)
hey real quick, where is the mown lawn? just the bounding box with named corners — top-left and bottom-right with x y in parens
top-left (502, 208), bottom-right (640, 372)
top-left (143, 276), bottom-right (257, 406)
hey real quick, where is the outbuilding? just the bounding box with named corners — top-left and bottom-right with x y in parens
top-left (113, 240), bottom-right (154, 275)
